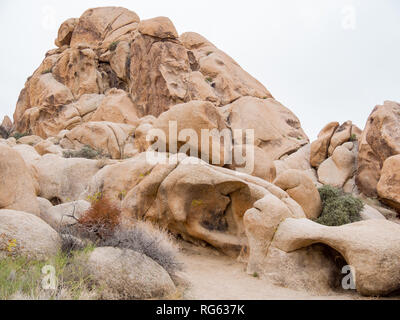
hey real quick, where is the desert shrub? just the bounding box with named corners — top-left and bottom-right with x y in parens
top-left (100, 222), bottom-right (182, 276)
top-left (0, 248), bottom-right (97, 300)
top-left (77, 197), bottom-right (121, 241)
top-left (108, 41), bottom-right (119, 52)
top-left (41, 69), bottom-right (52, 75)
top-left (318, 185), bottom-right (343, 203)
top-left (63, 145), bottom-right (106, 160)
top-left (316, 185), bottom-right (364, 226)
top-left (73, 198), bottom-right (182, 277)
top-left (60, 233), bottom-right (88, 254)
top-left (349, 133), bottom-right (358, 142)
top-left (12, 131), bottom-right (30, 140)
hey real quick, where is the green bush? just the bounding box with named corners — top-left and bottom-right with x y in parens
top-left (41, 69), bottom-right (52, 75)
top-left (0, 248), bottom-right (96, 300)
top-left (349, 133), bottom-right (358, 142)
top-left (315, 185), bottom-right (363, 226)
top-left (108, 41), bottom-right (119, 52)
top-left (63, 145), bottom-right (106, 160)
top-left (12, 132), bottom-right (30, 140)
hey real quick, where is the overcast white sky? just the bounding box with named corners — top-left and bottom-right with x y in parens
top-left (0, 0), bottom-right (399, 140)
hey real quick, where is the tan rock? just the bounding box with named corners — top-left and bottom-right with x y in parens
top-left (55, 18), bottom-right (78, 47)
top-left (221, 97), bottom-right (308, 160)
top-left (41, 200), bottom-right (91, 230)
top-left (152, 100), bottom-right (230, 165)
top-left (357, 101), bottom-right (400, 198)
top-left (14, 74), bottom-right (75, 137)
top-left (0, 145), bottom-right (40, 215)
top-left (262, 244), bottom-right (346, 294)
top-left (343, 176), bottom-right (359, 195)
top-left (274, 169), bottom-right (322, 220)
top-left (227, 145), bottom-right (276, 182)
top-left (34, 140), bottom-right (62, 156)
top-left (70, 7), bottom-right (140, 48)
top-left (0, 210), bottom-right (61, 260)
top-left (64, 121), bottom-right (134, 159)
top-left (128, 33), bottom-right (191, 117)
top-left (181, 32), bottom-right (273, 105)
top-left (1, 116), bottom-right (13, 133)
top-left (17, 135), bottom-right (43, 146)
top-left (275, 144), bottom-right (318, 184)
top-left (88, 247), bottom-right (176, 300)
top-left (91, 89), bottom-right (140, 125)
top-left (244, 194), bottom-right (305, 275)
top-left (310, 122), bottom-right (339, 168)
top-left (138, 17), bottom-right (178, 39)
top-left (360, 205), bottom-right (386, 221)
top-left (53, 48), bottom-right (102, 98)
top-left (109, 41), bottom-right (131, 80)
top-left (318, 142), bottom-right (357, 188)
top-left (377, 155), bottom-right (400, 211)
top-left (328, 121), bottom-right (353, 156)
top-left (34, 154), bottom-right (100, 203)
top-left (270, 218), bottom-right (400, 296)
top-left (37, 197), bottom-right (53, 218)
top-left (85, 153), bottom-right (160, 206)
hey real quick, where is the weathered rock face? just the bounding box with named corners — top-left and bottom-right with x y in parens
top-left (41, 200), bottom-right (91, 230)
top-left (87, 247), bottom-right (176, 300)
top-left (62, 121), bottom-right (135, 159)
top-left (0, 210), bottom-right (61, 260)
top-left (268, 218), bottom-right (400, 296)
top-left (12, 6), bottom-right (307, 169)
top-left (377, 155), bottom-right (400, 211)
top-left (244, 195), bottom-right (305, 276)
top-left (220, 97), bottom-right (308, 161)
top-left (0, 145), bottom-right (40, 215)
top-left (310, 122), bottom-right (339, 168)
top-left (273, 169), bottom-right (322, 220)
top-left (151, 100), bottom-right (230, 165)
top-left (83, 152), bottom-right (305, 256)
top-left (310, 121), bottom-right (360, 169)
top-left (317, 142), bottom-right (357, 188)
top-left (1, 116), bottom-right (13, 134)
top-left (91, 88), bottom-right (140, 125)
top-left (33, 154), bottom-right (101, 204)
top-left (357, 101), bottom-right (400, 198)
top-left (69, 7), bottom-right (140, 48)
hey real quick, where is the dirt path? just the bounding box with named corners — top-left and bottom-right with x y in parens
top-left (178, 242), bottom-right (364, 300)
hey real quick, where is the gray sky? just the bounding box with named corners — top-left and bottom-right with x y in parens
top-left (1, 0), bottom-right (399, 140)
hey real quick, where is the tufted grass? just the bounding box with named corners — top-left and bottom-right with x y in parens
top-left (0, 246), bottom-right (97, 300)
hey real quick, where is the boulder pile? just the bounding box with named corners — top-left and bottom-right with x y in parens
top-left (0, 7), bottom-right (399, 299)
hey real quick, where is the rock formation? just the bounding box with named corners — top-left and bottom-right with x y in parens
top-left (1, 6), bottom-right (400, 299)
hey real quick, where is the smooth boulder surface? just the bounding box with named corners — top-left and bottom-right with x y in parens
top-left (357, 101), bottom-right (400, 198)
top-left (34, 154), bottom-right (100, 203)
top-left (317, 142), bottom-right (357, 188)
top-left (270, 218), bottom-right (400, 296)
top-left (310, 122), bottom-right (339, 168)
top-left (0, 145), bottom-right (40, 215)
top-left (0, 210), bottom-right (61, 260)
top-left (87, 247), bottom-right (176, 300)
top-left (274, 169), bottom-right (322, 220)
top-left (41, 200), bottom-right (91, 230)
top-left (377, 155), bottom-right (400, 211)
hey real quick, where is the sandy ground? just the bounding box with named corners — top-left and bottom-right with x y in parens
top-left (178, 242), bottom-right (384, 301)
